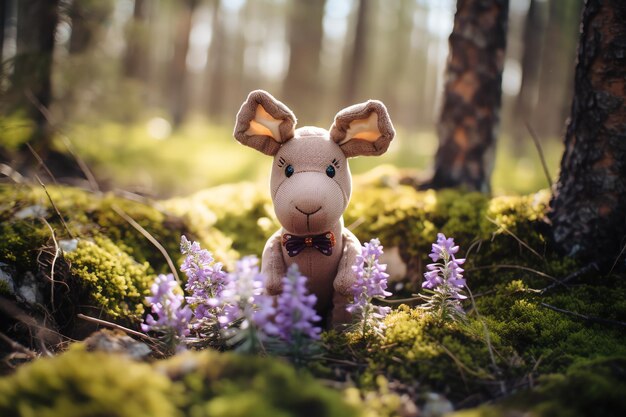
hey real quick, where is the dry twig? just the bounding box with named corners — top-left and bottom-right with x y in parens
top-left (111, 204), bottom-right (181, 284)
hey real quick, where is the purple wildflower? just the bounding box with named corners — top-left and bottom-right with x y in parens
top-left (180, 236), bottom-right (228, 334)
top-left (421, 233), bottom-right (468, 321)
top-left (142, 273), bottom-right (192, 350)
top-left (217, 256), bottom-right (267, 327)
top-left (272, 264), bottom-right (321, 342)
top-left (346, 238), bottom-right (392, 337)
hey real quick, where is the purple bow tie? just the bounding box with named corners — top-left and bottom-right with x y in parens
top-left (282, 231), bottom-right (336, 257)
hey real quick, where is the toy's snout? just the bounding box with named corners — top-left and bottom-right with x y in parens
top-left (273, 169), bottom-right (347, 235)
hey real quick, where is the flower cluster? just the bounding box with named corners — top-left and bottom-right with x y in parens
top-left (180, 235), bottom-right (227, 336)
top-left (273, 264), bottom-right (321, 342)
top-left (144, 237), bottom-right (323, 355)
top-left (141, 273), bottom-right (192, 352)
top-left (420, 233), bottom-right (467, 321)
top-left (347, 238), bottom-right (391, 337)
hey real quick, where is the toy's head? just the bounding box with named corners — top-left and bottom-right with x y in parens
top-left (234, 90), bottom-right (395, 235)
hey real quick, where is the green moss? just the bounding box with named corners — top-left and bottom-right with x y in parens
top-left (351, 306), bottom-right (511, 402)
top-left (157, 350), bottom-right (362, 417)
top-left (452, 357), bottom-right (626, 417)
top-left (64, 236), bottom-right (153, 322)
top-left (0, 346), bottom-right (179, 417)
top-left (0, 184), bottom-right (188, 274)
top-left (164, 182), bottom-right (279, 265)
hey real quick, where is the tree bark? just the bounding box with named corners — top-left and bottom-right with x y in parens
top-left (0, 0), bottom-right (6, 63)
top-left (282, 0), bottom-right (325, 123)
top-left (12, 0), bottom-right (60, 152)
top-left (534, 0), bottom-right (583, 138)
top-left (427, 0), bottom-right (509, 193)
top-left (205, 0), bottom-right (225, 121)
top-left (123, 0), bottom-right (149, 80)
top-left (342, 0), bottom-right (369, 107)
top-left (549, 1), bottom-right (626, 265)
top-left (68, 0), bottom-right (114, 55)
top-left (168, 0), bottom-right (199, 128)
top-left (513, 0), bottom-right (548, 143)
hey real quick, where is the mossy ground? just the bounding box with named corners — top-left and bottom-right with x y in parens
top-left (0, 169), bottom-right (624, 416)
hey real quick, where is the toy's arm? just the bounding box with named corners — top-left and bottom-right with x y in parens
top-left (331, 228), bottom-right (361, 326)
top-left (334, 228), bottom-right (361, 296)
top-left (261, 230), bottom-right (287, 295)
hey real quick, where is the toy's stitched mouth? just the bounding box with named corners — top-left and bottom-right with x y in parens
top-left (295, 206), bottom-right (322, 216)
top-left (295, 206), bottom-right (322, 232)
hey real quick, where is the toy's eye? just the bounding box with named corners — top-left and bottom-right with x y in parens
top-left (285, 165), bottom-right (294, 177)
top-left (326, 165), bottom-right (336, 178)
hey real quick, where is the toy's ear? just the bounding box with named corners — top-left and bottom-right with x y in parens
top-left (234, 90), bottom-right (297, 156)
top-left (329, 100), bottom-right (395, 158)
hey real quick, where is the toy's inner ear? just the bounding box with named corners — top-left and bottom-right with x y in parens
top-left (246, 105), bottom-right (283, 141)
top-left (339, 112), bottom-right (380, 144)
top-left (330, 99), bottom-right (395, 158)
top-left (234, 90), bottom-right (296, 156)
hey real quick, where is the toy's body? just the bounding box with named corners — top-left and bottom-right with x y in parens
top-left (234, 90), bottom-right (395, 325)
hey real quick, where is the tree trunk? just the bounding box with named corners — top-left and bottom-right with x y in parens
top-left (205, 0), bottom-right (225, 121)
top-left (168, 0), bottom-right (198, 128)
top-left (0, 0), bottom-right (6, 63)
top-left (534, 0), bottom-right (583, 138)
top-left (123, 0), bottom-right (149, 80)
top-left (549, 1), bottom-right (626, 266)
top-left (68, 0), bottom-right (114, 55)
top-left (512, 0), bottom-right (548, 144)
top-left (342, 0), bottom-right (369, 107)
top-left (427, 0), bottom-right (509, 193)
top-left (12, 0), bottom-right (60, 152)
top-left (282, 0), bottom-right (325, 123)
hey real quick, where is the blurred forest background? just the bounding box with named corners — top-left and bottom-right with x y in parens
top-left (0, 0), bottom-right (583, 197)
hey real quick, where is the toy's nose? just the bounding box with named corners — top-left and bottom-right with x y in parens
top-left (288, 173), bottom-right (327, 214)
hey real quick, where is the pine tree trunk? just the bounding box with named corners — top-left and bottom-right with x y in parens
top-left (513, 0), bottom-right (547, 143)
top-left (168, 0), bottom-right (198, 128)
top-left (549, 1), bottom-right (626, 265)
top-left (342, 0), bottom-right (369, 107)
top-left (12, 0), bottom-right (60, 152)
top-left (205, 0), bottom-right (225, 121)
top-left (0, 0), bottom-right (6, 63)
top-left (534, 0), bottom-right (583, 138)
top-left (68, 0), bottom-right (114, 55)
top-left (123, 0), bottom-right (149, 80)
top-left (283, 0), bottom-right (325, 123)
top-left (427, 0), bottom-right (509, 193)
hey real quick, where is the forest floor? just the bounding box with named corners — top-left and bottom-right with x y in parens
top-left (1, 161), bottom-right (625, 417)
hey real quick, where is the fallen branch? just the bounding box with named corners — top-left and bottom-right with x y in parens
top-left (77, 313), bottom-right (153, 341)
top-left (486, 216), bottom-right (543, 260)
top-left (539, 263), bottom-right (598, 295)
top-left (540, 302), bottom-right (626, 328)
top-left (111, 204), bottom-right (180, 284)
top-left (0, 331), bottom-right (37, 359)
top-left (468, 264), bottom-right (561, 285)
top-left (35, 174), bottom-right (75, 239)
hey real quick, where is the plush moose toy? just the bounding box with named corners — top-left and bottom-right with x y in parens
top-left (234, 90), bottom-right (395, 326)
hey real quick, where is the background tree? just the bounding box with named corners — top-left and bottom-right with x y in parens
top-left (549, 0), bottom-right (626, 266)
top-left (10, 0), bottom-right (60, 153)
top-left (282, 0), bottom-right (325, 123)
top-left (123, 0), bottom-right (150, 80)
top-left (168, 0), bottom-right (199, 128)
top-left (205, 0), bottom-right (226, 121)
top-left (426, 0), bottom-right (509, 193)
top-left (512, 0), bottom-right (547, 144)
top-left (341, 0), bottom-right (369, 107)
top-left (534, 0), bottom-right (583, 138)
top-left (68, 0), bottom-right (114, 55)
top-left (0, 0), bottom-right (7, 63)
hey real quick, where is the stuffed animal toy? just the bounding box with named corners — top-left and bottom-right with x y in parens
top-left (234, 90), bottom-right (395, 326)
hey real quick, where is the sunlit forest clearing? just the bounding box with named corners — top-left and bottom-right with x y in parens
top-left (1, 1), bottom-right (625, 417)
